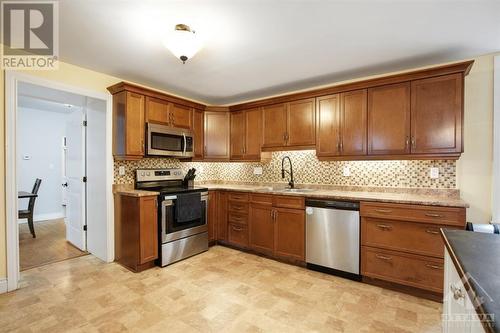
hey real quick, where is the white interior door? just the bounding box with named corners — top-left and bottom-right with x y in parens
top-left (65, 108), bottom-right (86, 251)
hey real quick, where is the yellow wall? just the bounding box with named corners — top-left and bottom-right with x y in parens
top-left (0, 54), bottom-right (497, 279)
top-left (457, 53), bottom-right (497, 224)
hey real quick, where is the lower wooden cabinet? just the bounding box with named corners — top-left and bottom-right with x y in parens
top-left (217, 191), bottom-right (228, 242)
top-left (114, 193), bottom-right (158, 272)
top-left (228, 223), bottom-right (249, 248)
top-left (274, 207), bottom-right (305, 261)
top-left (249, 202), bottom-right (274, 256)
top-left (207, 191), bottom-right (218, 242)
top-left (360, 201), bottom-right (466, 294)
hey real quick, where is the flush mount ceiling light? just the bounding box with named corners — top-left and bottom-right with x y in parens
top-left (164, 24), bottom-right (203, 64)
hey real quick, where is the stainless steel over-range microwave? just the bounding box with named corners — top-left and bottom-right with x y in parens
top-left (146, 123), bottom-right (194, 158)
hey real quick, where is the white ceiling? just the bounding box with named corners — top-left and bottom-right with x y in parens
top-left (59, 0), bottom-right (500, 105)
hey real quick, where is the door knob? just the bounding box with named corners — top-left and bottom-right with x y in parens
top-left (62, 182), bottom-right (68, 187)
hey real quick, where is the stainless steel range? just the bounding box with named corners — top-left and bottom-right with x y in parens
top-left (135, 168), bottom-right (208, 266)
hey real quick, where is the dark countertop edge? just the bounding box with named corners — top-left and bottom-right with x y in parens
top-left (441, 230), bottom-right (496, 333)
top-left (205, 186), bottom-right (468, 208)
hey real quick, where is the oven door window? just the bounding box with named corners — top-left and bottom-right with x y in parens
top-left (167, 201), bottom-right (206, 234)
top-left (151, 132), bottom-right (183, 152)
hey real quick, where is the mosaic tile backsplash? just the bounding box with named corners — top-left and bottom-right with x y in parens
top-left (114, 150), bottom-right (456, 189)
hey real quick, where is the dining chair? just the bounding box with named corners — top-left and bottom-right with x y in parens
top-left (18, 178), bottom-right (42, 238)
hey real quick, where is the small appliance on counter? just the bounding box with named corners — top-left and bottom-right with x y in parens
top-left (135, 168), bottom-right (208, 267)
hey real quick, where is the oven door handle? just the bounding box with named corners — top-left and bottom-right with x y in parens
top-left (183, 133), bottom-right (187, 155)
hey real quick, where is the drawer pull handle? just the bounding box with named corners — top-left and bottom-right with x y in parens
top-left (425, 229), bottom-right (440, 235)
top-left (376, 224), bottom-right (392, 230)
top-left (375, 209), bottom-right (393, 214)
top-left (425, 213), bottom-right (443, 218)
top-left (426, 264), bottom-right (443, 270)
top-left (231, 226), bottom-right (243, 231)
top-left (375, 254), bottom-right (392, 261)
top-left (450, 284), bottom-right (465, 300)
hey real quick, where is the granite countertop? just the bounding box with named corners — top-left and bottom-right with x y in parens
top-left (113, 184), bottom-right (159, 197)
top-left (201, 183), bottom-right (468, 207)
top-left (442, 230), bottom-right (500, 333)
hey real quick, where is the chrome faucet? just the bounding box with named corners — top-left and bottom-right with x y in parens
top-left (281, 156), bottom-right (294, 189)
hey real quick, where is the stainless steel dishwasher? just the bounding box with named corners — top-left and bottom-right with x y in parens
top-left (305, 199), bottom-right (360, 280)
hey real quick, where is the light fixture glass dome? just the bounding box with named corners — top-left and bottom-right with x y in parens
top-left (163, 24), bottom-right (203, 63)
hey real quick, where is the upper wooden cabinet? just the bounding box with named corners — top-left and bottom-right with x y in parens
top-left (411, 74), bottom-right (463, 155)
top-left (368, 83), bottom-right (411, 155)
top-left (230, 108), bottom-right (263, 161)
top-left (145, 97), bottom-right (193, 130)
top-left (192, 109), bottom-right (204, 160)
top-left (262, 98), bottom-right (315, 150)
top-left (205, 110), bottom-right (230, 160)
top-left (316, 89), bottom-right (367, 158)
top-left (112, 91), bottom-right (145, 160)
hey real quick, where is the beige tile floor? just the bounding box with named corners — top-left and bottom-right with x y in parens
top-left (0, 246), bottom-right (442, 332)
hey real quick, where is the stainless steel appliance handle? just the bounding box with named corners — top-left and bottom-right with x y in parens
top-left (183, 133), bottom-right (187, 155)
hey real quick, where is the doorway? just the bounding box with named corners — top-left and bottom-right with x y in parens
top-left (5, 72), bottom-right (114, 291)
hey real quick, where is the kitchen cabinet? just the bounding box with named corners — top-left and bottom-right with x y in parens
top-left (146, 97), bottom-right (193, 129)
top-left (204, 111), bottom-right (230, 160)
top-left (411, 73), bottom-right (463, 155)
top-left (208, 191), bottom-right (217, 243)
top-left (230, 108), bottom-right (263, 161)
top-left (225, 192), bottom-right (250, 249)
top-left (368, 83), bottom-right (411, 155)
top-left (192, 109), bottom-right (204, 159)
top-left (248, 194), bottom-right (305, 261)
top-left (262, 99), bottom-right (315, 150)
top-left (316, 89), bottom-right (367, 157)
top-left (443, 248), bottom-right (486, 333)
top-left (112, 91), bottom-right (145, 160)
top-left (360, 202), bottom-right (466, 295)
top-left (114, 193), bottom-right (158, 272)
top-left (217, 191), bottom-right (228, 242)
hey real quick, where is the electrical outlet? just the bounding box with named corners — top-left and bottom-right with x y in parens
top-left (119, 166), bottom-right (126, 176)
top-left (253, 167), bottom-right (263, 175)
top-left (343, 166), bottom-right (351, 177)
top-left (429, 167), bottom-right (439, 179)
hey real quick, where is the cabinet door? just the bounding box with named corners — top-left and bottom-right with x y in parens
top-left (170, 103), bottom-right (193, 129)
top-left (217, 192), bottom-right (228, 241)
top-left (245, 108), bottom-right (262, 160)
top-left (145, 97), bottom-right (169, 125)
top-left (287, 98), bottom-right (316, 147)
top-left (262, 103), bottom-right (287, 148)
top-left (340, 89), bottom-right (367, 156)
top-left (411, 74), bottom-right (463, 154)
top-left (316, 94), bottom-right (341, 157)
top-left (274, 208), bottom-right (305, 261)
top-left (139, 196), bottom-right (158, 264)
top-left (230, 111), bottom-right (246, 160)
top-left (208, 191), bottom-right (217, 242)
top-left (368, 83), bottom-right (411, 155)
top-left (204, 112), bottom-right (230, 160)
top-left (192, 109), bottom-right (204, 159)
top-left (249, 203), bottom-right (274, 256)
top-left (125, 92), bottom-right (145, 157)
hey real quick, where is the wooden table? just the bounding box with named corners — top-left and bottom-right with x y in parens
top-left (18, 191), bottom-right (37, 199)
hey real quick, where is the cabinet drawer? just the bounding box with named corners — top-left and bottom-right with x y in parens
top-left (250, 194), bottom-right (273, 205)
top-left (274, 195), bottom-right (305, 209)
top-left (360, 202), bottom-right (465, 226)
top-left (228, 192), bottom-right (249, 202)
top-left (362, 246), bottom-right (444, 293)
top-left (228, 212), bottom-right (247, 225)
top-left (228, 223), bottom-right (248, 248)
top-left (362, 218), bottom-right (460, 258)
top-left (228, 201), bottom-right (249, 214)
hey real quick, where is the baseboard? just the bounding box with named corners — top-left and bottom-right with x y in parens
top-left (18, 212), bottom-right (65, 224)
top-left (0, 278), bottom-right (7, 294)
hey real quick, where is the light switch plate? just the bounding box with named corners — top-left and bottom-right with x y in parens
top-left (343, 166), bottom-right (351, 177)
top-left (429, 167), bottom-right (439, 179)
top-left (253, 167), bottom-right (263, 175)
top-left (118, 166), bottom-right (126, 176)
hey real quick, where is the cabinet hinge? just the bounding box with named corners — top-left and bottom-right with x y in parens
top-left (83, 120), bottom-right (87, 126)
top-left (83, 176), bottom-right (87, 183)
top-left (83, 225), bottom-right (87, 231)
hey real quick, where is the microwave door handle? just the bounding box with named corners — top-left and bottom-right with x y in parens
top-left (183, 133), bottom-right (187, 155)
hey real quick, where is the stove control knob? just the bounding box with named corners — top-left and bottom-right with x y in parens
top-left (146, 172), bottom-right (151, 176)
top-left (141, 172), bottom-right (145, 177)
